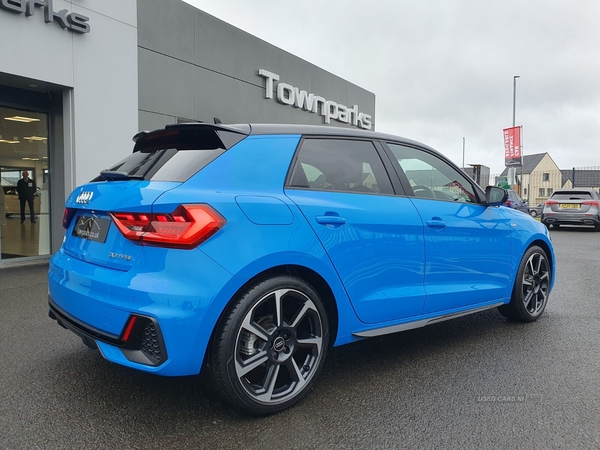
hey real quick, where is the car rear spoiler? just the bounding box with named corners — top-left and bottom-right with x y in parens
top-left (132, 123), bottom-right (251, 153)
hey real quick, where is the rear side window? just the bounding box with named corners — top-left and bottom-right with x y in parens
top-left (287, 139), bottom-right (394, 195)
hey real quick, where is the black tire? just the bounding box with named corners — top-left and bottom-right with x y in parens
top-left (529, 210), bottom-right (538, 217)
top-left (499, 246), bottom-right (551, 322)
top-left (211, 276), bottom-right (329, 415)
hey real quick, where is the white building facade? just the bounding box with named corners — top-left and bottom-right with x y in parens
top-left (0, 0), bottom-right (375, 264)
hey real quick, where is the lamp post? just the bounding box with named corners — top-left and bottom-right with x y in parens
top-left (513, 75), bottom-right (520, 127)
top-left (462, 137), bottom-right (465, 169)
top-left (512, 75), bottom-right (521, 195)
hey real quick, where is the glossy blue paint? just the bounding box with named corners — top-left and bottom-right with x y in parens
top-left (49, 242), bottom-right (236, 375)
top-left (235, 196), bottom-right (294, 225)
top-left (67, 181), bottom-right (181, 211)
top-left (48, 125), bottom-right (556, 381)
top-left (410, 198), bottom-right (514, 313)
top-left (287, 189), bottom-right (426, 323)
top-left (186, 134), bottom-right (303, 194)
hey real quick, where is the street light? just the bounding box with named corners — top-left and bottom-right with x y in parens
top-left (462, 137), bottom-right (465, 169)
top-left (513, 75), bottom-right (520, 127)
top-left (511, 75), bottom-right (521, 196)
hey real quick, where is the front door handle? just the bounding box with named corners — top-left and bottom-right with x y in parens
top-left (426, 218), bottom-right (446, 229)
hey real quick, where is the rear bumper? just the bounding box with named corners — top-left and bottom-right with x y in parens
top-left (49, 299), bottom-right (168, 366)
top-left (49, 299), bottom-right (106, 350)
top-left (48, 247), bottom-right (235, 376)
top-left (542, 213), bottom-right (600, 227)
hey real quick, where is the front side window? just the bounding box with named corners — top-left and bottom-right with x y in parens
top-left (288, 139), bottom-right (394, 195)
top-left (387, 143), bottom-right (478, 203)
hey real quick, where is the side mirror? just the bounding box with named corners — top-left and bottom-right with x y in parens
top-left (485, 186), bottom-right (508, 206)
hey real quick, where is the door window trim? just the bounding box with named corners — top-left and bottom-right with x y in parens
top-left (284, 136), bottom-right (399, 196)
top-left (380, 141), bottom-right (485, 204)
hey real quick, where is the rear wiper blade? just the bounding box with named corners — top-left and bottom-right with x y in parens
top-left (99, 170), bottom-right (143, 180)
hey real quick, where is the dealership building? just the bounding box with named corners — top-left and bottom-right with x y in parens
top-left (0, 0), bottom-right (375, 265)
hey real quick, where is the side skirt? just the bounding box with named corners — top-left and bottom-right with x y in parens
top-left (352, 302), bottom-right (505, 338)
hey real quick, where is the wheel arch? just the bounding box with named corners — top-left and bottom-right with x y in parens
top-left (217, 265), bottom-right (338, 349)
top-left (201, 264), bottom-right (341, 378)
top-left (524, 238), bottom-right (556, 291)
top-left (529, 239), bottom-right (553, 266)
top-left (499, 238), bottom-right (554, 321)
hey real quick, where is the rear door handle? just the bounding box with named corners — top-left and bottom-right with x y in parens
top-left (315, 215), bottom-right (347, 225)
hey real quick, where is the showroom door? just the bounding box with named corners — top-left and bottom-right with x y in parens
top-left (0, 106), bottom-right (50, 260)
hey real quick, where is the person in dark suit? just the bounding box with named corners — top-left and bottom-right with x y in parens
top-left (16, 171), bottom-right (37, 224)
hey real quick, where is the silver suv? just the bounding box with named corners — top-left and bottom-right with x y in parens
top-left (541, 188), bottom-right (600, 230)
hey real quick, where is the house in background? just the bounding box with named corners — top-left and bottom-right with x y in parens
top-left (562, 169), bottom-right (600, 192)
top-left (500, 153), bottom-right (600, 205)
top-left (500, 153), bottom-right (563, 204)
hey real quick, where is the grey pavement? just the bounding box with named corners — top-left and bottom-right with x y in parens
top-left (1, 228), bottom-right (599, 449)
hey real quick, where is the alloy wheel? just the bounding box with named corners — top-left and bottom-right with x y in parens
top-left (520, 251), bottom-right (550, 317)
top-left (234, 288), bottom-right (324, 405)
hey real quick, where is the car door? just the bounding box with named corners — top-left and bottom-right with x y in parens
top-left (384, 142), bottom-right (514, 314)
top-left (285, 137), bottom-right (426, 324)
top-left (512, 190), bottom-right (528, 213)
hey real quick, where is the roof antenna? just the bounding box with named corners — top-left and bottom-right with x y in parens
top-left (214, 117), bottom-right (222, 125)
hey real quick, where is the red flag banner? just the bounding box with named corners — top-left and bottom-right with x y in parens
top-left (503, 126), bottom-right (521, 167)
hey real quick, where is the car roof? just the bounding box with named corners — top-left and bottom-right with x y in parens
top-left (133, 122), bottom-right (461, 176)
top-left (140, 122), bottom-right (437, 153)
top-left (245, 123), bottom-right (412, 141)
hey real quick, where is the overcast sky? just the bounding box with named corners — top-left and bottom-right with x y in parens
top-left (183, 0), bottom-right (599, 174)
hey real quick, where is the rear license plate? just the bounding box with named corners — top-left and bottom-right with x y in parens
top-left (559, 203), bottom-right (579, 209)
top-left (72, 216), bottom-right (110, 243)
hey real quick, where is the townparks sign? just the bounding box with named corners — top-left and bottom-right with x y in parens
top-left (258, 69), bottom-right (373, 130)
top-left (0, 0), bottom-right (90, 34)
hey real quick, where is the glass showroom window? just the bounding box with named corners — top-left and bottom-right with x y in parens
top-left (0, 107), bottom-right (50, 261)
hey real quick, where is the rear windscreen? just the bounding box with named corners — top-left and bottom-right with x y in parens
top-left (96, 148), bottom-right (223, 182)
top-left (93, 127), bottom-right (245, 182)
top-left (551, 192), bottom-right (593, 200)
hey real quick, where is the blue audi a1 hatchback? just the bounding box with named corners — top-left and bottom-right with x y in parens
top-left (49, 123), bottom-right (555, 414)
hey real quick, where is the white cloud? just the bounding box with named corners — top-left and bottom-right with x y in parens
top-left (183, 0), bottom-right (600, 173)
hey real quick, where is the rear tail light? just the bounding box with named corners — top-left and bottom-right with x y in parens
top-left (582, 200), bottom-right (600, 207)
top-left (62, 207), bottom-right (77, 229)
top-left (545, 200), bottom-right (559, 205)
top-left (110, 204), bottom-right (225, 249)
